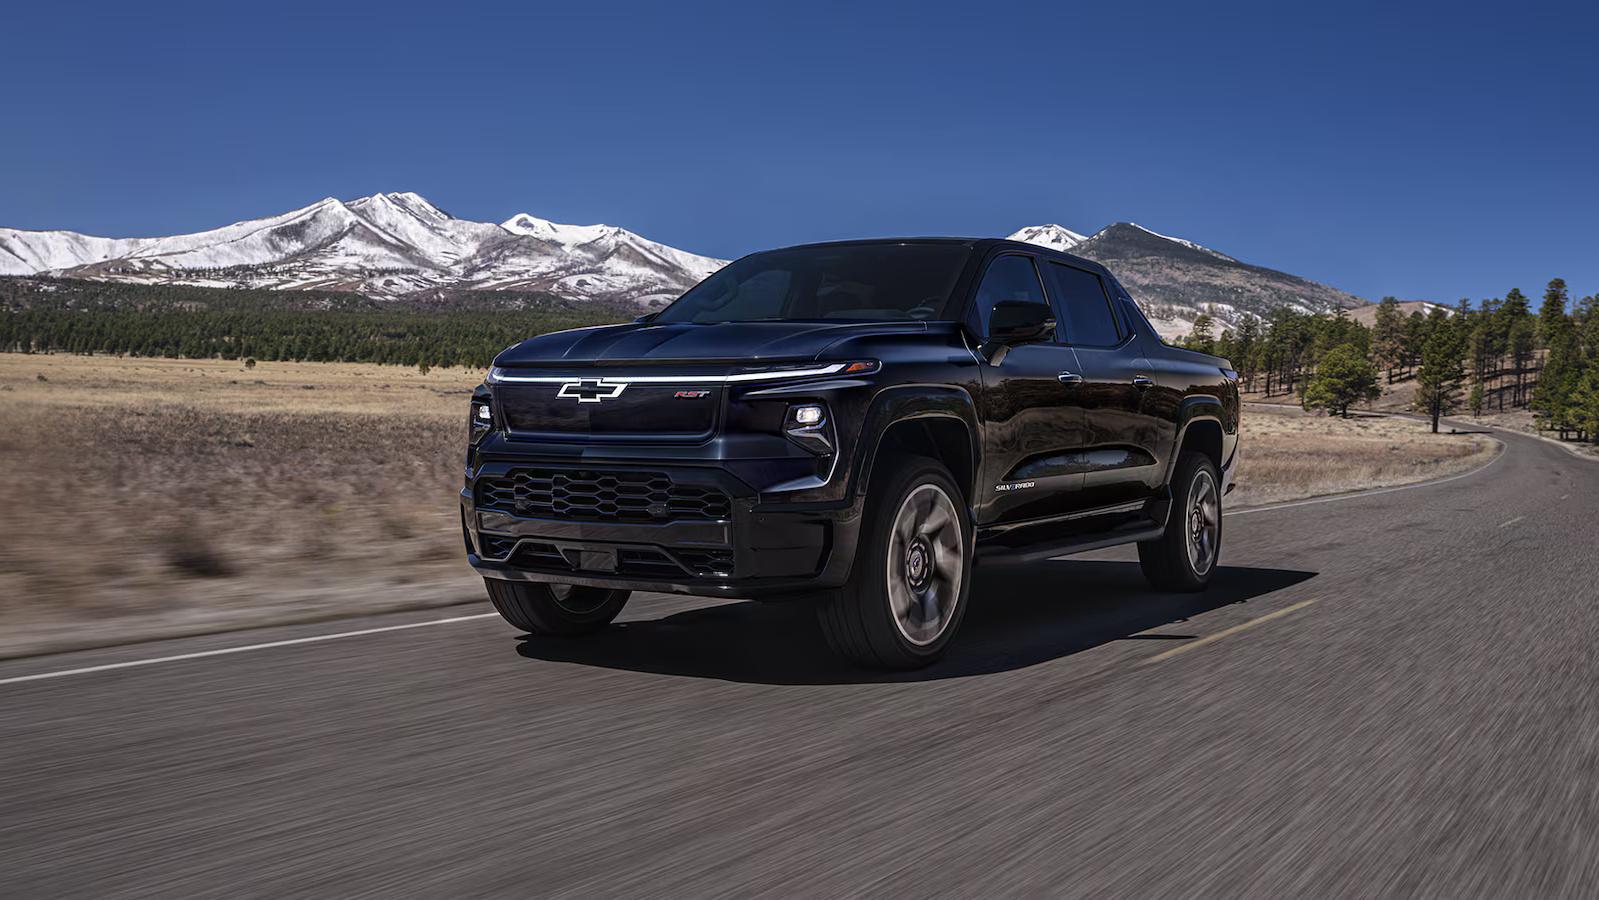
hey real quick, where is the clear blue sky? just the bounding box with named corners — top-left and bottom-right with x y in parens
top-left (6, 0), bottom-right (1596, 304)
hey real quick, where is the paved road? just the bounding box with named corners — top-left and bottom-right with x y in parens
top-left (3, 426), bottom-right (1595, 898)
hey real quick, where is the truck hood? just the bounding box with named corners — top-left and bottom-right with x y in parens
top-left (493, 319), bottom-right (941, 367)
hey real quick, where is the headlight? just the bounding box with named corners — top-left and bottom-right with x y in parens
top-left (728, 360), bottom-right (880, 382)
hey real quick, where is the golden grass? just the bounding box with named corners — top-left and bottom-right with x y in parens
top-left (0, 355), bottom-right (487, 658)
top-left (0, 355), bottom-right (1499, 658)
top-left (1233, 404), bottom-right (1498, 507)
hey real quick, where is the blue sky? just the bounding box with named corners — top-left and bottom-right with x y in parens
top-left (5, 0), bottom-right (1596, 304)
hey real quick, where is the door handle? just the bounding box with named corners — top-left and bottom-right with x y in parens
top-left (1132, 375), bottom-right (1155, 389)
top-left (1057, 372), bottom-right (1084, 386)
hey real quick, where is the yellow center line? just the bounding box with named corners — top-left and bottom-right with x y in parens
top-left (1141, 599), bottom-right (1319, 664)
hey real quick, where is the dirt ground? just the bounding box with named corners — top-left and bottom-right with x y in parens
top-left (0, 355), bottom-right (1500, 658)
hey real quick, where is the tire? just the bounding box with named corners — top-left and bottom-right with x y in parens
top-left (817, 455), bottom-right (973, 669)
top-left (484, 579), bottom-right (630, 636)
top-left (1138, 450), bottom-right (1222, 592)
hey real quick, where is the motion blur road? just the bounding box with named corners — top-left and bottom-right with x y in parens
top-left (3, 426), bottom-right (1595, 898)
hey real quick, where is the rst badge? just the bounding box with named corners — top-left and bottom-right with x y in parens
top-left (674, 390), bottom-right (711, 399)
top-left (556, 379), bottom-right (629, 403)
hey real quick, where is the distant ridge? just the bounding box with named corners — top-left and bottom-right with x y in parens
top-left (1010, 221), bottom-right (1366, 338)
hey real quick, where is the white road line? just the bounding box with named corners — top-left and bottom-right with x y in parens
top-left (0, 613), bottom-right (499, 687)
top-left (1228, 440), bottom-right (1505, 517)
top-left (1499, 516), bottom-right (1525, 528)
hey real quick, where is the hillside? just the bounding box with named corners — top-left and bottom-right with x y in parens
top-left (1010, 222), bottom-right (1367, 338)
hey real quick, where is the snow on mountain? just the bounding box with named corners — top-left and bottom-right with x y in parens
top-left (1005, 224), bottom-right (1088, 253)
top-left (0, 193), bottom-right (728, 305)
top-left (1010, 220), bottom-right (1365, 339)
top-left (5, 194), bottom-right (1366, 335)
top-left (0, 229), bottom-right (152, 275)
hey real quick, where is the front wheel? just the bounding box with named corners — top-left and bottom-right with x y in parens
top-left (484, 579), bottom-right (630, 635)
top-left (1138, 451), bottom-right (1222, 592)
top-left (816, 455), bottom-right (973, 669)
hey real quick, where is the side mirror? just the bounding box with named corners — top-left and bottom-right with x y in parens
top-left (987, 301), bottom-right (1056, 345)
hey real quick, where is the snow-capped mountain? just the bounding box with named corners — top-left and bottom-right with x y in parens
top-left (1006, 224), bottom-right (1088, 253)
top-left (0, 192), bottom-right (728, 305)
top-left (0, 195), bottom-right (1367, 334)
top-left (1009, 221), bottom-right (1364, 338)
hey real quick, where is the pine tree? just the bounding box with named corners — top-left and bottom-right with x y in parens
top-left (1233, 316), bottom-right (1261, 391)
top-left (1185, 313), bottom-right (1216, 354)
top-left (1538, 278), bottom-right (1570, 348)
top-left (1400, 311), bottom-right (1428, 379)
top-left (1572, 366), bottom-right (1599, 444)
top-left (1414, 323), bottom-right (1466, 433)
top-left (1531, 292), bottom-right (1579, 437)
top-left (1301, 343), bottom-right (1381, 418)
top-left (1372, 296), bottom-right (1405, 382)
top-left (1509, 317), bottom-right (1536, 407)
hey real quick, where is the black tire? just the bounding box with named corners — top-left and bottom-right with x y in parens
top-left (1138, 451), bottom-right (1223, 592)
top-left (817, 455), bottom-right (973, 669)
top-left (484, 579), bottom-right (630, 636)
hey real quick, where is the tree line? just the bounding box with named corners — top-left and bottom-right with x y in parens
top-left (1177, 279), bottom-right (1599, 442)
top-left (0, 277), bottom-right (630, 368)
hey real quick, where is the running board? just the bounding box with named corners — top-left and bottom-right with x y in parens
top-left (975, 521), bottom-right (1166, 566)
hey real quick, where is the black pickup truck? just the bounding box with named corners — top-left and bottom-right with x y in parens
top-left (462, 238), bottom-right (1239, 668)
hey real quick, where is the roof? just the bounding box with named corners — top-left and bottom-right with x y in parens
top-left (757, 236), bottom-right (1111, 276)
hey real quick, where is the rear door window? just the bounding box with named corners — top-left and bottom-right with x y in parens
top-left (1044, 262), bottom-right (1123, 346)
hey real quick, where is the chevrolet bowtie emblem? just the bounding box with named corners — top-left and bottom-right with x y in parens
top-left (556, 378), bottom-right (629, 403)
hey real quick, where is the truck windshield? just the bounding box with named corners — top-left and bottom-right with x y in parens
top-left (654, 243), bottom-right (971, 324)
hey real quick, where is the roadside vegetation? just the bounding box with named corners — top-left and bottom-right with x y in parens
top-left (1177, 279), bottom-right (1599, 446)
top-left (1232, 406), bottom-right (1495, 508)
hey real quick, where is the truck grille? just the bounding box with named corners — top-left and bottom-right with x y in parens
top-left (475, 468), bottom-right (732, 522)
top-left (496, 382), bottom-right (720, 438)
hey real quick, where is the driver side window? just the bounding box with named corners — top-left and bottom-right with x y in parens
top-left (971, 255), bottom-right (1051, 339)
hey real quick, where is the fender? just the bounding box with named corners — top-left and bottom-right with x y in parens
top-left (1160, 394), bottom-right (1228, 487)
top-left (849, 385), bottom-right (981, 512)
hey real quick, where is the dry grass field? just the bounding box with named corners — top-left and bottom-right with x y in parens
top-left (1232, 403), bottom-right (1498, 507)
top-left (0, 355), bottom-right (1499, 658)
top-left (0, 354), bottom-right (487, 658)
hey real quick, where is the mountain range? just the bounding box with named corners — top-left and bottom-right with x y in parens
top-left (1, 192), bottom-right (1367, 338)
top-left (0, 192), bottom-right (724, 306)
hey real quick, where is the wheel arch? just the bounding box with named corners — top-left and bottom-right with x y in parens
top-left (851, 386), bottom-right (981, 514)
top-left (1163, 395), bottom-right (1229, 487)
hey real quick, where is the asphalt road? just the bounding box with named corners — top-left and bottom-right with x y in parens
top-left (3, 426), bottom-right (1596, 898)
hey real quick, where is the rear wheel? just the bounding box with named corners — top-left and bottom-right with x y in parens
top-left (817, 455), bottom-right (972, 669)
top-left (484, 579), bottom-right (630, 635)
top-left (1138, 451), bottom-right (1222, 592)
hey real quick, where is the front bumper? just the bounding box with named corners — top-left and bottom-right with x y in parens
top-left (461, 458), bottom-right (862, 598)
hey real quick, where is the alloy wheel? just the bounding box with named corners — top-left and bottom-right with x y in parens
top-left (885, 483), bottom-right (964, 646)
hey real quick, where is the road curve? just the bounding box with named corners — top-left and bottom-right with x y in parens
top-left (2, 427), bottom-right (1595, 898)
